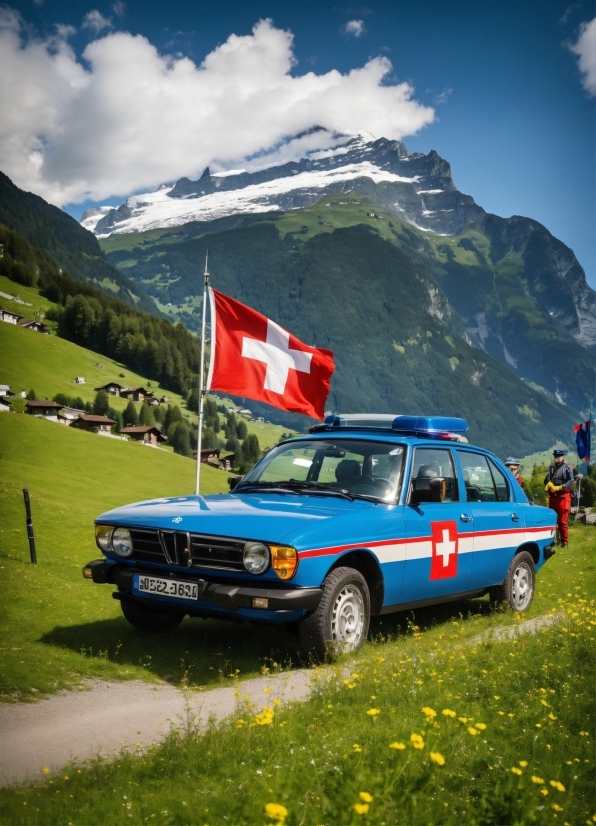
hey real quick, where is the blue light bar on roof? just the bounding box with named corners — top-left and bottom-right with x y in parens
top-left (321, 414), bottom-right (468, 433)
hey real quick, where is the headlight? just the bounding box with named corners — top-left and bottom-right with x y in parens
top-left (270, 545), bottom-right (298, 580)
top-left (95, 524), bottom-right (114, 552)
top-left (243, 541), bottom-right (269, 575)
top-left (112, 527), bottom-right (133, 557)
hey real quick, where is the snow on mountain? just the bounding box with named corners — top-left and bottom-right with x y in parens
top-left (82, 136), bottom-right (486, 238)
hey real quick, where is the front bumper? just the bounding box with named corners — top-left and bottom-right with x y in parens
top-left (83, 559), bottom-right (322, 613)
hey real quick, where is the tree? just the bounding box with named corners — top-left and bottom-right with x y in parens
top-left (168, 421), bottom-right (192, 457)
top-left (138, 402), bottom-right (155, 427)
top-left (225, 412), bottom-right (237, 439)
top-left (225, 436), bottom-right (240, 454)
top-left (93, 389), bottom-right (110, 416)
top-left (164, 404), bottom-right (183, 432)
top-left (108, 407), bottom-right (122, 433)
top-left (26, 388), bottom-right (36, 400)
top-left (242, 433), bottom-right (261, 464)
top-left (53, 393), bottom-right (72, 406)
top-left (202, 426), bottom-right (218, 450)
top-left (123, 399), bottom-right (138, 427)
top-left (153, 404), bottom-right (166, 425)
top-left (73, 396), bottom-right (85, 410)
top-left (525, 464), bottom-right (547, 506)
top-left (236, 419), bottom-right (248, 440)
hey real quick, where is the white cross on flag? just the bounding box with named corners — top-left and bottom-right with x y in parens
top-left (206, 288), bottom-right (336, 419)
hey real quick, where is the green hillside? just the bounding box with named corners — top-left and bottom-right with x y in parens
top-left (0, 172), bottom-right (157, 314)
top-left (101, 207), bottom-right (580, 459)
top-left (101, 195), bottom-right (594, 416)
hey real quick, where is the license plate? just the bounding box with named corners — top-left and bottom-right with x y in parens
top-left (135, 574), bottom-right (199, 600)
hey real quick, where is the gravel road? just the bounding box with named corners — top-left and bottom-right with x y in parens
top-left (0, 613), bottom-right (558, 787)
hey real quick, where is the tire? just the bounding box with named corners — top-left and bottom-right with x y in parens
top-left (490, 551), bottom-right (535, 612)
top-left (298, 567), bottom-right (370, 661)
top-left (120, 597), bottom-right (184, 634)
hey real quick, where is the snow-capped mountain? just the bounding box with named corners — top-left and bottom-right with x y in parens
top-left (81, 135), bottom-right (485, 238)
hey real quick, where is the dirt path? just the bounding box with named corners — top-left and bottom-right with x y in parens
top-left (0, 613), bottom-right (559, 787)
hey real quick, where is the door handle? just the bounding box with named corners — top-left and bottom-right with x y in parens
top-left (511, 513), bottom-right (520, 522)
top-left (460, 513), bottom-right (472, 522)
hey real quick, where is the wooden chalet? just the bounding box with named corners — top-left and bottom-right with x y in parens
top-left (120, 425), bottom-right (166, 445)
top-left (120, 386), bottom-right (148, 402)
top-left (1, 307), bottom-right (24, 325)
top-left (57, 407), bottom-right (85, 425)
top-left (192, 448), bottom-right (221, 464)
top-left (25, 399), bottom-right (63, 418)
top-left (93, 382), bottom-right (123, 395)
top-left (0, 396), bottom-right (12, 412)
top-left (73, 413), bottom-right (116, 434)
top-left (17, 319), bottom-right (49, 333)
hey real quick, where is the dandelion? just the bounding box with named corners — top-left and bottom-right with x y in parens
top-left (263, 687), bottom-right (271, 694)
top-left (532, 776), bottom-right (545, 784)
top-left (519, 761), bottom-right (528, 767)
top-left (255, 706), bottom-right (274, 725)
top-left (550, 781), bottom-right (566, 792)
top-left (442, 709), bottom-right (456, 717)
top-left (458, 717), bottom-right (468, 723)
top-left (359, 792), bottom-right (373, 803)
top-left (41, 768), bottom-right (50, 775)
top-left (389, 742), bottom-right (406, 750)
top-left (430, 751), bottom-right (445, 766)
top-left (410, 733), bottom-right (425, 749)
top-left (354, 803), bottom-right (369, 815)
top-left (511, 767), bottom-right (523, 775)
top-left (475, 723), bottom-right (487, 730)
top-left (353, 744), bottom-right (362, 753)
top-left (265, 802), bottom-right (288, 822)
top-left (421, 706), bottom-right (437, 718)
top-left (540, 789), bottom-right (549, 796)
top-left (468, 727), bottom-right (479, 736)
top-left (366, 708), bottom-right (381, 716)
top-left (552, 804), bottom-right (563, 812)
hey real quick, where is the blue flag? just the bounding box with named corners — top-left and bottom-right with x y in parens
top-left (574, 419), bottom-right (591, 461)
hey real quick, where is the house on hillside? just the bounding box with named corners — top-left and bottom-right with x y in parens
top-left (192, 448), bottom-right (221, 464)
top-left (0, 396), bottom-right (12, 412)
top-left (94, 382), bottom-right (123, 395)
top-left (25, 399), bottom-right (63, 420)
top-left (73, 413), bottom-right (116, 434)
top-left (17, 318), bottom-right (49, 333)
top-left (121, 425), bottom-right (166, 445)
top-left (120, 386), bottom-right (147, 402)
top-left (57, 407), bottom-right (85, 426)
top-left (160, 396), bottom-right (171, 404)
top-left (73, 376), bottom-right (85, 384)
top-left (0, 307), bottom-right (24, 325)
top-left (0, 384), bottom-right (11, 396)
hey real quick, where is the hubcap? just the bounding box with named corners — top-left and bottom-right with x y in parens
top-left (331, 584), bottom-right (365, 652)
top-left (511, 561), bottom-right (533, 610)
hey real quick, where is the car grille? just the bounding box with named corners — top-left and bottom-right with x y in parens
top-left (129, 528), bottom-right (245, 571)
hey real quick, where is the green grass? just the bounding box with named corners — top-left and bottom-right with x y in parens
top-left (0, 525), bottom-right (593, 823)
top-left (0, 414), bottom-right (305, 700)
top-left (0, 275), bottom-right (57, 319)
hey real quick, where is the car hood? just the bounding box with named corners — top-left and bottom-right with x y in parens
top-left (96, 492), bottom-right (375, 544)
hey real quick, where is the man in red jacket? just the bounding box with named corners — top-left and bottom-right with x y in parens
top-left (544, 450), bottom-right (578, 547)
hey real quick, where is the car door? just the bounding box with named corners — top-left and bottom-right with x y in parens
top-left (455, 450), bottom-right (523, 588)
top-left (402, 446), bottom-right (474, 605)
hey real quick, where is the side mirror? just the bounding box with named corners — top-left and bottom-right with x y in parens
top-left (228, 475), bottom-right (243, 490)
top-left (411, 476), bottom-right (446, 504)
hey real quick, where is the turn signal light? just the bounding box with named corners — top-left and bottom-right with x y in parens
top-left (82, 567), bottom-right (93, 579)
top-left (270, 545), bottom-right (298, 580)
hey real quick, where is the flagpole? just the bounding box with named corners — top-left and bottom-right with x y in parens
top-left (195, 253), bottom-right (210, 496)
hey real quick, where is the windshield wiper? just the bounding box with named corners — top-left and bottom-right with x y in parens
top-left (234, 481), bottom-right (302, 496)
top-left (269, 480), bottom-right (356, 501)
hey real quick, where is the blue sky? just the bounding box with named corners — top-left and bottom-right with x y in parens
top-left (5, 0), bottom-right (596, 286)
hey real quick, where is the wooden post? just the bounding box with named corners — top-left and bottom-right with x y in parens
top-left (22, 488), bottom-right (37, 565)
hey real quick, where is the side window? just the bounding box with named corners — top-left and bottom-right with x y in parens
top-left (487, 458), bottom-right (510, 502)
top-left (457, 451), bottom-right (498, 502)
top-left (411, 448), bottom-right (458, 502)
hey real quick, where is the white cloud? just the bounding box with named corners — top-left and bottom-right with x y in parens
top-left (112, 1), bottom-right (126, 16)
top-left (569, 17), bottom-right (596, 96)
top-left (0, 13), bottom-right (435, 206)
top-left (342, 19), bottom-right (365, 38)
top-left (81, 10), bottom-right (112, 33)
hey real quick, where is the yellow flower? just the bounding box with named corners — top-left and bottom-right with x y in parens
top-left (540, 699), bottom-right (549, 707)
top-left (511, 767), bottom-right (523, 776)
top-left (442, 709), bottom-right (456, 717)
top-left (366, 708), bottom-right (381, 716)
top-left (255, 706), bottom-right (274, 725)
top-left (540, 788), bottom-right (549, 796)
top-left (421, 706), bottom-right (437, 718)
top-left (548, 712), bottom-right (557, 720)
top-left (389, 742), bottom-right (406, 750)
top-left (552, 804), bottom-right (563, 812)
top-left (468, 727), bottom-right (479, 736)
top-left (265, 802), bottom-right (288, 821)
top-left (494, 695), bottom-right (500, 700)
top-left (359, 792), bottom-right (373, 803)
top-left (430, 751), bottom-right (445, 766)
top-left (458, 717), bottom-right (468, 723)
top-left (354, 803), bottom-right (369, 815)
top-left (410, 733), bottom-right (425, 749)
top-left (263, 687), bottom-right (271, 694)
top-left (532, 776), bottom-right (545, 784)
top-left (353, 744), bottom-right (362, 753)
top-left (550, 780), bottom-right (566, 792)
top-left (519, 761), bottom-right (528, 767)
top-left (498, 711), bottom-right (505, 716)
top-left (475, 723), bottom-right (487, 730)
top-left (41, 767), bottom-right (50, 775)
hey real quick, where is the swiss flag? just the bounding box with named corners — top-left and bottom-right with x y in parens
top-left (206, 288), bottom-right (336, 420)
top-left (430, 520), bottom-right (458, 580)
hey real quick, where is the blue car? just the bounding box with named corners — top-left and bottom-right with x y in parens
top-left (84, 415), bottom-right (557, 659)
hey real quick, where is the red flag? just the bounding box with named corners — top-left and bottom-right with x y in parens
top-left (206, 288), bottom-right (335, 420)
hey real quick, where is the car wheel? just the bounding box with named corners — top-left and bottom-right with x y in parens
top-left (490, 551), bottom-right (535, 612)
top-left (298, 567), bottom-right (370, 661)
top-left (120, 597), bottom-right (184, 633)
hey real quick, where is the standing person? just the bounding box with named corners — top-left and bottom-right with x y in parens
top-left (505, 457), bottom-right (524, 487)
top-left (544, 450), bottom-right (577, 548)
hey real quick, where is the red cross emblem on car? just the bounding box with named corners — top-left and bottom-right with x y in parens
top-left (430, 520), bottom-right (458, 580)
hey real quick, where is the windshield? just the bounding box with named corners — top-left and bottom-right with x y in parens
top-left (237, 439), bottom-right (406, 503)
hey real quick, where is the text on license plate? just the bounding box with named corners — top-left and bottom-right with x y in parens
top-left (135, 575), bottom-right (199, 600)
